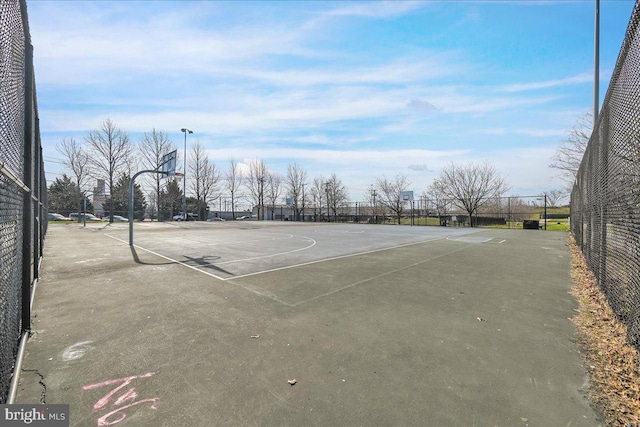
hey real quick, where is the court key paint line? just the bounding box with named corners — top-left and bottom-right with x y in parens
top-left (215, 236), bottom-right (317, 266)
top-left (105, 233), bottom-right (304, 306)
top-left (104, 233), bottom-right (228, 281)
top-left (204, 233), bottom-right (296, 246)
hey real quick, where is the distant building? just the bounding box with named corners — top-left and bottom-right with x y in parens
top-left (93, 179), bottom-right (106, 217)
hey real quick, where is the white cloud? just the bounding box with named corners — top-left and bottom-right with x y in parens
top-left (208, 147), bottom-right (469, 165)
top-left (477, 127), bottom-right (566, 138)
top-left (30, 0), bottom-right (629, 201)
top-left (408, 164), bottom-right (430, 171)
top-left (407, 99), bottom-right (439, 111)
top-left (323, 1), bottom-right (425, 19)
top-left (501, 73), bottom-right (593, 92)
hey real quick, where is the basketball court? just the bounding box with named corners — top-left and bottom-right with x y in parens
top-left (14, 221), bottom-right (599, 426)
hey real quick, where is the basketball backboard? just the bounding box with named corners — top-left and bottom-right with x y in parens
top-left (160, 150), bottom-right (177, 176)
top-left (399, 191), bottom-right (414, 202)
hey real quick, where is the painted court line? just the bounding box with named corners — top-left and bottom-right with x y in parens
top-left (204, 233), bottom-right (296, 247)
top-left (290, 243), bottom-right (476, 307)
top-left (446, 236), bottom-right (493, 244)
top-left (104, 229), bottom-right (489, 306)
top-left (104, 233), bottom-right (293, 306)
top-left (104, 233), bottom-right (228, 281)
top-left (106, 230), bottom-right (486, 283)
top-left (216, 236), bottom-right (317, 266)
top-left (225, 232), bottom-right (484, 281)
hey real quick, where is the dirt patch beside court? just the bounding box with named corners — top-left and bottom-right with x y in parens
top-left (569, 236), bottom-right (640, 425)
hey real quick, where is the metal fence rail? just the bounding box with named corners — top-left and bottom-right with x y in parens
top-left (571, 1), bottom-right (640, 351)
top-left (0, 0), bottom-right (47, 403)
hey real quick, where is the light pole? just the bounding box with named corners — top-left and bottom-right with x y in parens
top-left (593, 0), bottom-right (600, 125)
top-left (180, 128), bottom-right (193, 219)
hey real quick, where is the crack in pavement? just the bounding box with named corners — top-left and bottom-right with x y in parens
top-left (21, 369), bottom-right (46, 403)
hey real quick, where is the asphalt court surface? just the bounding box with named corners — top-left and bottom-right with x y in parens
top-left (15, 221), bottom-right (600, 426)
top-left (105, 222), bottom-right (488, 307)
top-left (106, 221), bottom-right (486, 281)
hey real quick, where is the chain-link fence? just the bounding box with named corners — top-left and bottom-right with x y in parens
top-left (270, 195), bottom-right (565, 229)
top-left (0, 0), bottom-right (47, 403)
top-left (571, 1), bottom-right (640, 352)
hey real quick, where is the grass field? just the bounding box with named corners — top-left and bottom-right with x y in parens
top-left (397, 216), bottom-right (571, 231)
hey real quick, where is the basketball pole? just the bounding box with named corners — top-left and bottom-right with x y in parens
top-left (129, 170), bottom-right (167, 246)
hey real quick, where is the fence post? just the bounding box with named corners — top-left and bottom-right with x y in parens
top-left (21, 41), bottom-right (34, 333)
top-left (598, 107), bottom-right (609, 291)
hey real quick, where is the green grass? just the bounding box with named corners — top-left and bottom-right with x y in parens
top-left (546, 206), bottom-right (571, 215)
top-left (545, 219), bottom-right (570, 231)
top-left (398, 217), bottom-right (441, 226)
top-left (395, 216), bottom-right (570, 231)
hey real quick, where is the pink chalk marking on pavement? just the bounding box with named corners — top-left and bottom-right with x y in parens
top-left (82, 372), bottom-right (159, 426)
top-left (96, 398), bottom-right (160, 427)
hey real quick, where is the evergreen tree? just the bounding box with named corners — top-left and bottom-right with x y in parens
top-left (48, 174), bottom-right (93, 216)
top-left (110, 174), bottom-right (147, 220)
top-left (159, 178), bottom-right (183, 220)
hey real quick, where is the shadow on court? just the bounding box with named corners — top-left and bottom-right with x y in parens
top-left (14, 222), bottom-right (600, 426)
top-left (130, 246), bottom-right (173, 266)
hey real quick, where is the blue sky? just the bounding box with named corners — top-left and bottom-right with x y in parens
top-left (28, 0), bottom-right (636, 203)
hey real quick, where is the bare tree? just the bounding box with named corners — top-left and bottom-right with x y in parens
top-left (189, 140), bottom-right (207, 218)
top-left (286, 163), bottom-right (308, 221)
top-left (56, 137), bottom-right (91, 219)
top-left (189, 141), bottom-right (220, 220)
top-left (226, 159), bottom-right (243, 220)
top-left (375, 175), bottom-right (411, 224)
top-left (508, 196), bottom-right (534, 223)
top-left (550, 112), bottom-right (592, 190)
top-left (426, 179), bottom-right (449, 218)
top-left (84, 119), bottom-right (134, 222)
top-left (325, 173), bottom-right (349, 220)
top-left (311, 175), bottom-right (326, 221)
top-left (246, 159), bottom-right (269, 220)
top-left (545, 188), bottom-right (567, 208)
top-left (265, 171), bottom-right (284, 220)
top-left (202, 162), bottom-right (220, 218)
top-left (139, 128), bottom-right (175, 221)
top-left (437, 161), bottom-right (509, 227)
